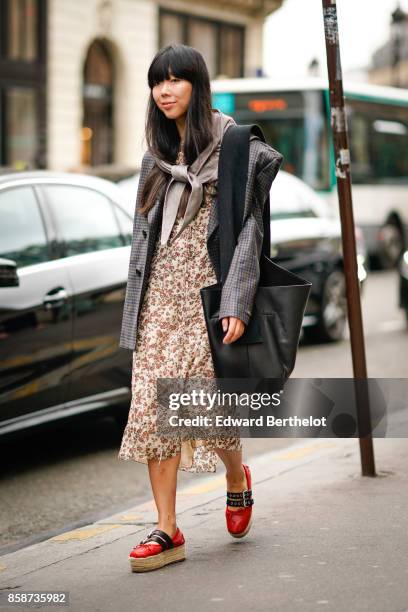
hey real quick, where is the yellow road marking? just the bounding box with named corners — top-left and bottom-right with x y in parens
top-left (50, 525), bottom-right (121, 541)
top-left (275, 441), bottom-right (336, 460)
top-left (0, 564), bottom-right (7, 572)
top-left (178, 475), bottom-right (225, 496)
top-left (132, 500), bottom-right (156, 511)
top-left (118, 514), bottom-right (144, 521)
top-left (178, 443), bottom-right (337, 496)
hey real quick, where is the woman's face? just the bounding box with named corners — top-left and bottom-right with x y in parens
top-left (152, 72), bottom-right (193, 121)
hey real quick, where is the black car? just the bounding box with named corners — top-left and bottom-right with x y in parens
top-left (268, 170), bottom-right (367, 343)
top-left (0, 171), bottom-right (134, 436)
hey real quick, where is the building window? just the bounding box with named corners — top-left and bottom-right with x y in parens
top-left (0, 0), bottom-right (47, 169)
top-left (82, 39), bottom-right (114, 167)
top-left (160, 11), bottom-right (185, 45)
top-left (159, 9), bottom-right (244, 79)
top-left (189, 19), bottom-right (218, 78)
top-left (5, 87), bottom-right (38, 167)
top-left (7, 0), bottom-right (38, 61)
top-left (219, 25), bottom-right (243, 78)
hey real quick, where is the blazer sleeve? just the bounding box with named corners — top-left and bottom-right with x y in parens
top-left (218, 141), bottom-right (284, 325)
top-left (127, 151), bottom-right (155, 248)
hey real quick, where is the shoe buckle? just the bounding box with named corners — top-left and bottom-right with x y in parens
top-left (139, 529), bottom-right (155, 545)
top-left (226, 489), bottom-right (253, 507)
top-left (242, 491), bottom-right (252, 507)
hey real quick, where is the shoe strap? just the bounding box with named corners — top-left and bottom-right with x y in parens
top-left (227, 489), bottom-right (252, 499)
top-left (227, 497), bottom-right (254, 507)
top-left (139, 528), bottom-right (174, 550)
top-left (226, 489), bottom-right (253, 507)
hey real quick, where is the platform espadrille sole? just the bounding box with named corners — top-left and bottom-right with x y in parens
top-left (129, 543), bottom-right (186, 572)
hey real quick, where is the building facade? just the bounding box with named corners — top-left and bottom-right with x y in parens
top-left (0, 0), bottom-right (283, 173)
top-left (368, 5), bottom-right (408, 89)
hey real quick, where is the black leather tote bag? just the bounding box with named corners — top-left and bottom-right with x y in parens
top-left (200, 124), bottom-right (312, 385)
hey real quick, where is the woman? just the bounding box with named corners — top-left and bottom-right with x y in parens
top-left (118, 44), bottom-right (283, 572)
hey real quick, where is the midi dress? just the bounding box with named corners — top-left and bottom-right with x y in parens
top-left (118, 147), bottom-right (242, 473)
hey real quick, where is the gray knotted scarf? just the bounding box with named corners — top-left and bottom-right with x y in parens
top-left (152, 109), bottom-right (236, 246)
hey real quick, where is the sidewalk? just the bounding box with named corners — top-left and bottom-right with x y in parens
top-left (0, 437), bottom-right (407, 612)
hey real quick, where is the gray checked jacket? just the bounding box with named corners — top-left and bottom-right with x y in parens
top-left (118, 135), bottom-right (284, 351)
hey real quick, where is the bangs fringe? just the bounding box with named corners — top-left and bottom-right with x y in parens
top-left (147, 45), bottom-right (194, 88)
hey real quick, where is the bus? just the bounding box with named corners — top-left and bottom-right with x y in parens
top-left (211, 77), bottom-right (408, 269)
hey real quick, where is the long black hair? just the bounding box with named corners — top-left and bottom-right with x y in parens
top-left (138, 44), bottom-right (213, 216)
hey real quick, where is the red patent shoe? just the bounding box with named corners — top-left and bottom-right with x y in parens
top-left (129, 527), bottom-right (186, 572)
top-left (225, 464), bottom-right (254, 538)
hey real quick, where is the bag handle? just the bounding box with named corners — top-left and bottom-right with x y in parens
top-left (217, 123), bottom-right (271, 285)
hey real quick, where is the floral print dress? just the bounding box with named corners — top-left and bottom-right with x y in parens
top-left (118, 148), bottom-right (242, 472)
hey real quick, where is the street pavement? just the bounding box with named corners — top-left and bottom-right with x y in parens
top-left (0, 436), bottom-right (407, 612)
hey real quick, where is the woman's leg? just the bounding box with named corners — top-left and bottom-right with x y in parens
top-left (147, 452), bottom-right (181, 536)
top-left (214, 448), bottom-right (247, 511)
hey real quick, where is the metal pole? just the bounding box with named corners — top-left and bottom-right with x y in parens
top-left (321, 0), bottom-right (376, 476)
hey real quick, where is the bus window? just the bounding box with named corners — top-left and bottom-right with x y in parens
top-left (372, 119), bottom-right (408, 182)
top-left (347, 112), bottom-right (373, 182)
top-left (216, 90), bottom-right (330, 192)
top-left (347, 98), bottom-right (408, 184)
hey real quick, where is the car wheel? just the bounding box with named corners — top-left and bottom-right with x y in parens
top-left (304, 269), bottom-right (347, 343)
top-left (377, 221), bottom-right (404, 269)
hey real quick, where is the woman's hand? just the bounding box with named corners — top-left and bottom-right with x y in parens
top-left (221, 316), bottom-right (245, 344)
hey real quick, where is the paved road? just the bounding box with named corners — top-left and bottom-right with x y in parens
top-left (2, 437), bottom-right (408, 612)
top-left (0, 269), bottom-right (406, 553)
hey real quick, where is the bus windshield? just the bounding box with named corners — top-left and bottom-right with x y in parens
top-left (213, 89), bottom-right (331, 191)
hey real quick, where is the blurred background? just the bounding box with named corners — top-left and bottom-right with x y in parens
top-left (0, 0), bottom-right (407, 172)
top-left (0, 0), bottom-right (407, 554)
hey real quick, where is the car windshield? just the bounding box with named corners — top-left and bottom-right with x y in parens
top-left (270, 174), bottom-right (320, 221)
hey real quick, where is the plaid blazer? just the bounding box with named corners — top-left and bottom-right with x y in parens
top-left (119, 135), bottom-right (283, 350)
